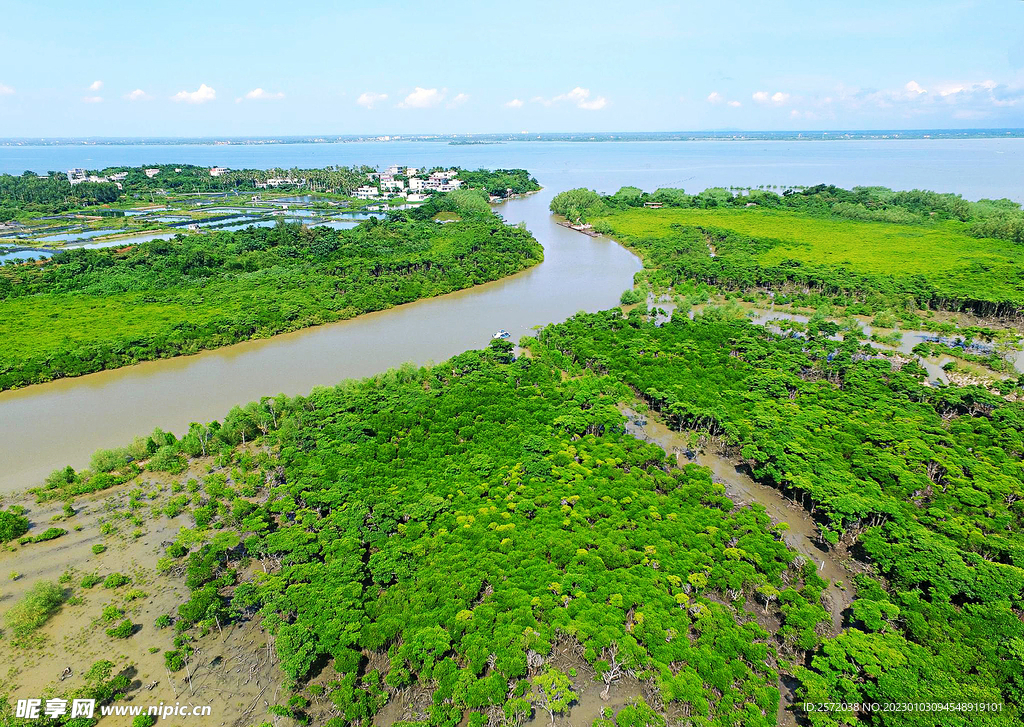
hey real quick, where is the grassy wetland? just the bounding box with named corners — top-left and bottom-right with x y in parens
top-left (3, 301), bottom-right (1024, 726)
top-left (2, 179), bottom-right (1024, 727)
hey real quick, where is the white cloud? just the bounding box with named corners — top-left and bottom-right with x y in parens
top-left (125, 89), bottom-right (150, 101)
top-left (171, 83), bottom-right (216, 104)
top-left (504, 98), bottom-right (524, 108)
top-left (707, 91), bottom-right (724, 104)
top-left (556, 87), bottom-right (607, 110)
top-left (399, 87), bottom-right (445, 109)
top-left (88, 80), bottom-right (103, 91)
top-left (533, 87), bottom-right (608, 110)
top-left (356, 92), bottom-right (388, 109)
top-left (447, 92), bottom-right (469, 108)
top-left (753, 90), bottom-right (790, 104)
top-left (82, 95), bottom-right (103, 104)
top-left (727, 100), bottom-right (742, 108)
top-left (827, 78), bottom-right (1024, 119)
top-left (241, 88), bottom-right (284, 101)
top-left (0, 83), bottom-right (13, 95)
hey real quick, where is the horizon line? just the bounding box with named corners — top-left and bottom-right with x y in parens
top-left (2, 127), bottom-right (1024, 143)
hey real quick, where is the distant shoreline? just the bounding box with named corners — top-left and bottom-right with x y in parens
top-left (3, 129), bottom-right (1024, 147)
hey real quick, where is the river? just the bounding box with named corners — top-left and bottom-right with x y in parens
top-left (2, 138), bottom-right (1023, 494)
top-left (0, 187), bottom-right (641, 494)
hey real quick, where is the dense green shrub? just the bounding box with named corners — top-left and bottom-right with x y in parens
top-left (4, 580), bottom-right (65, 642)
top-left (106, 619), bottom-right (135, 639)
top-left (0, 509), bottom-right (30, 543)
top-left (103, 572), bottom-right (131, 589)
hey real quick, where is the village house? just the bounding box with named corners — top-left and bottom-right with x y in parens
top-left (257, 177), bottom-right (301, 188)
top-left (209, 167), bottom-right (230, 177)
top-left (423, 176), bottom-right (463, 193)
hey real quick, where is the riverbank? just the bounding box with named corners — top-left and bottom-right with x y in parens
top-left (2, 335), bottom-right (818, 727)
top-left (0, 458), bottom-right (287, 727)
top-left (1, 204), bottom-right (546, 392)
top-left (0, 188), bottom-right (641, 496)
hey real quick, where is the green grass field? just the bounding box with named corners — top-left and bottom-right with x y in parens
top-left (595, 207), bottom-right (1024, 309)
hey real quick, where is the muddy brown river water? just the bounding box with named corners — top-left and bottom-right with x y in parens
top-left (0, 191), bottom-right (642, 495)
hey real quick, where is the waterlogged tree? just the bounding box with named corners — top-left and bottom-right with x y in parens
top-left (597, 644), bottom-right (627, 700)
top-left (529, 668), bottom-right (578, 725)
top-left (502, 697), bottom-right (533, 727)
top-left (549, 188), bottom-right (604, 224)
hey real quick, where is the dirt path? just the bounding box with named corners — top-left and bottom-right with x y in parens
top-left (619, 405), bottom-right (854, 630)
top-left (619, 404), bottom-right (860, 726)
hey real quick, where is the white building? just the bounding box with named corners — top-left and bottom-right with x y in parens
top-left (67, 168), bottom-right (87, 185)
top-left (209, 167), bottom-right (230, 177)
top-left (109, 172), bottom-right (129, 182)
top-left (423, 177), bottom-right (463, 192)
top-left (408, 177), bottom-right (425, 191)
top-left (354, 185), bottom-right (380, 200)
top-left (144, 168), bottom-right (160, 178)
top-left (386, 164), bottom-right (403, 175)
top-left (262, 177), bottom-right (301, 188)
top-left (381, 178), bottom-right (405, 191)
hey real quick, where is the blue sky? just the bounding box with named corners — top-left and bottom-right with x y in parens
top-left (1, 0), bottom-right (1022, 136)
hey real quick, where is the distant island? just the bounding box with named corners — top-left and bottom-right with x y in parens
top-left (2, 129), bottom-right (1023, 146)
